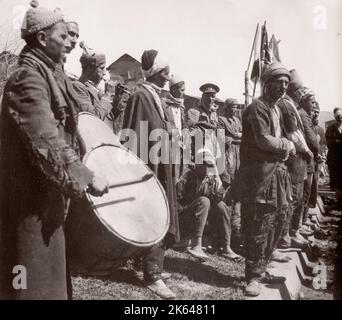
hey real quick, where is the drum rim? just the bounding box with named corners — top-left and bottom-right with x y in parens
top-left (83, 143), bottom-right (170, 247)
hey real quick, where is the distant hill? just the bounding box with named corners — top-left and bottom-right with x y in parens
top-left (319, 111), bottom-right (334, 129)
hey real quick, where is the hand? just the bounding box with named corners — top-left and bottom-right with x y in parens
top-left (235, 132), bottom-right (242, 139)
top-left (303, 149), bottom-right (314, 162)
top-left (88, 174), bottom-right (109, 197)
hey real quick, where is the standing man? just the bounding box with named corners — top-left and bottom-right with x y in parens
top-left (326, 107), bottom-right (342, 208)
top-left (218, 98), bottom-right (242, 248)
top-left (276, 69), bottom-right (313, 249)
top-left (309, 103), bottom-right (326, 208)
top-left (239, 63), bottom-right (295, 296)
top-left (72, 46), bottom-right (112, 120)
top-left (121, 49), bottom-right (178, 299)
top-left (163, 75), bottom-right (186, 182)
top-left (0, 3), bottom-right (108, 300)
top-left (298, 89), bottom-right (319, 228)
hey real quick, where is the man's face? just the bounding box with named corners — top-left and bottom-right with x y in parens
top-left (65, 22), bottom-right (79, 54)
top-left (42, 22), bottom-right (69, 62)
top-left (266, 75), bottom-right (289, 102)
top-left (225, 104), bottom-right (238, 117)
top-left (91, 62), bottom-right (106, 86)
top-left (153, 67), bottom-right (170, 88)
top-left (305, 96), bottom-right (317, 116)
top-left (170, 82), bottom-right (185, 99)
top-left (335, 110), bottom-right (342, 125)
top-left (202, 92), bottom-right (216, 109)
top-left (312, 108), bottom-right (320, 120)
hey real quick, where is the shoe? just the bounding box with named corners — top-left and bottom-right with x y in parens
top-left (245, 280), bottom-right (262, 297)
top-left (260, 272), bottom-right (286, 284)
top-left (298, 226), bottom-right (314, 236)
top-left (271, 251), bottom-right (292, 263)
top-left (278, 241), bottom-right (292, 249)
top-left (147, 279), bottom-right (176, 300)
top-left (185, 247), bottom-right (208, 260)
top-left (221, 251), bottom-right (243, 262)
top-left (304, 220), bottom-right (316, 228)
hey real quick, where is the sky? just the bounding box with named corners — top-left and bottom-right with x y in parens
top-left (0, 0), bottom-right (341, 112)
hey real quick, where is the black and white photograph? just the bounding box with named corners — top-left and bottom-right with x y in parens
top-left (0, 0), bottom-right (341, 303)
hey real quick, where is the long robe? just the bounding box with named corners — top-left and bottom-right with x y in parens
top-left (121, 83), bottom-right (179, 243)
top-left (0, 46), bottom-right (93, 300)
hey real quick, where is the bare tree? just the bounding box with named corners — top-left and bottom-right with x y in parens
top-left (0, 24), bottom-right (23, 96)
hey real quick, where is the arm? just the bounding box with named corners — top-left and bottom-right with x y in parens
top-left (250, 103), bottom-right (295, 156)
top-left (73, 81), bottom-right (111, 120)
top-left (300, 111), bottom-right (319, 157)
top-left (5, 68), bottom-right (94, 197)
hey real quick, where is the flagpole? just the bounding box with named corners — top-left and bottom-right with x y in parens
top-left (252, 21), bottom-right (267, 100)
top-left (244, 23), bottom-right (259, 108)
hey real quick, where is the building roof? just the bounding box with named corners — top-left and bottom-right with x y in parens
top-left (107, 53), bottom-right (140, 70)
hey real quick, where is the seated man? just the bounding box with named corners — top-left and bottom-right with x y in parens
top-left (176, 149), bottom-right (241, 261)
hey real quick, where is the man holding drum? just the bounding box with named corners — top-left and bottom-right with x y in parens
top-left (0, 1), bottom-right (108, 299)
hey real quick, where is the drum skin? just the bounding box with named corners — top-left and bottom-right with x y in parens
top-left (66, 114), bottom-right (170, 273)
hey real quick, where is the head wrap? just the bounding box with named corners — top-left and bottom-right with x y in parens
top-left (169, 74), bottom-right (185, 89)
top-left (141, 49), bottom-right (169, 79)
top-left (79, 41), bottom-right (106, 69)
top-left (288, 69), bottom-right (303, 92)
top-left (21, 1), bottom-right (64, 39)
top-left (224, 98), bottom-right (239, 108)
top-left (261, 62), bottom-right (291, 85)
top-left (299, 87), bottom-right (315, 105)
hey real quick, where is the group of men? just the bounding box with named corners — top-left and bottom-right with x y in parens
top-left (0, 1), bottom-right (337, 300)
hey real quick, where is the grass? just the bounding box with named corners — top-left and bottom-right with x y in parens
top-left (71, 247), bottom-right (246, 300)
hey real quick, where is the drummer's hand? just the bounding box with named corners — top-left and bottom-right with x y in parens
top-left (88, 174), bottom-right (109, 197)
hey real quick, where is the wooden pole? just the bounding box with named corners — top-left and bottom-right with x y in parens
top-left (245, 23), bottom-right (260, 108)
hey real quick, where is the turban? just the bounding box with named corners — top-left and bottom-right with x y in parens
top-left (261, 62), bottom-right (291, 85)
top-left (169, 74), bottom-right (185, 89)
top-left (288, 69), bottom-right (303, 92)
top-left (21, 0), bottom-right (64, 39)
top-left (141, 49), bottom-right (169, 79)
top-left (79, 42), bottom-right (106, 69)
top-left (224, 98), bottom-right (239, 108)
top-left (299, 87), bottom-right (315, 105)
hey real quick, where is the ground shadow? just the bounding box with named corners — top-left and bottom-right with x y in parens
top-left (164, 255), bottom-right (245, 290)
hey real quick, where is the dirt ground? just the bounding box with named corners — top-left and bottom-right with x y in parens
top-left (71, 248), bottom-right (246, 300)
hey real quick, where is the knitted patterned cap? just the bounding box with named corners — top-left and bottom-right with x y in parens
top-left (21, 0), bottom-right (64, 39)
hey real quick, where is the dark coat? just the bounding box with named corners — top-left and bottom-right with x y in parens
top-left (72, 80), bottom-right (112, 120)
top-left (121, 82), bottom-right (179, 245)
top-left (298, 108), bottom-right (319, 173)
top-left (0, 46), bottom-right (93, 300)
top-left (277, 97), bottom-right (308, 183)
top-left (326, 122), bottom-right (342, 189)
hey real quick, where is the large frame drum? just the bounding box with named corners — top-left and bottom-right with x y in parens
top-left (67, 113), bottom-right (170, 274)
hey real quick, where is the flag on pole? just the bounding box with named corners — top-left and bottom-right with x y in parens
top-left (269, 34), bottom-right (281, 63)
top-left (250, 24), bottom-right (260, 83)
